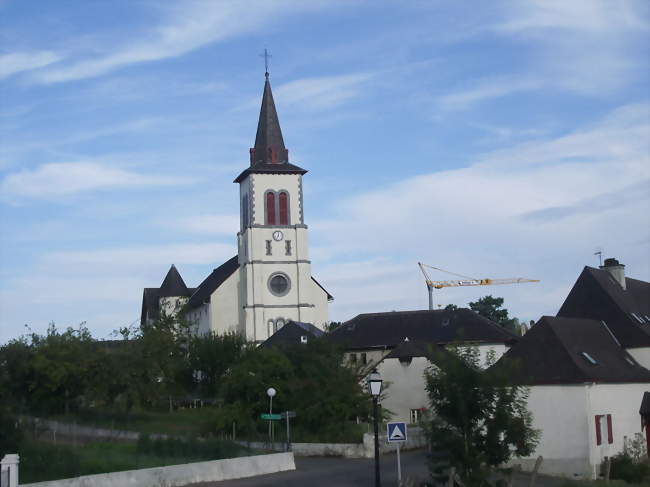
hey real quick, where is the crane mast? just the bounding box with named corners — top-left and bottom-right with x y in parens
top-left (417, 262), bottom-right (539, 310)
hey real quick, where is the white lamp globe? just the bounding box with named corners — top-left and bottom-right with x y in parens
top-left (267, 387), bottom-right (277, 398)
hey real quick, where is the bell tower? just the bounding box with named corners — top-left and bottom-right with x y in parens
top-left (234, 72), bottom-right (324, 343)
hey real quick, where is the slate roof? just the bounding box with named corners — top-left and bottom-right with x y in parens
top-left (384, 339), bottom-right (437, 360)
top-left (159, 264), bottom-right (189, 297)
top-left (234, 75), bottom-right (307, 183)
top-left (186, 256), bottom-right (239, 309)
top-left (557, 266), bottom-right (650, 348)
top-left (329, 308), bottom-right (518, 351)
top-left (140, 265), bottom-right (196, 325)
top-left (492, 316), bottom-right (650, 385)
top-left (260, 321), bottom-right (325, 348)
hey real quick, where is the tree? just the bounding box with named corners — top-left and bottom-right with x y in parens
top-left (468, 296), bottom-right (519, 333)
top-left (424, 346), bottom-right (539, 486)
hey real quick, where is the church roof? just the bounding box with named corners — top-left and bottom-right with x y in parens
top-left (234, 74), bottom-right (306, 183)
top-left (557, 266), bottom-right (650, 348)
top-left (186, 256), bottom-right (239, 309)
top-left (329, 308), bottom-right (518, 351)
top-left (492, 316), bottom-right (650, 385)
top-left (159, 264), bottom-right (189, 297)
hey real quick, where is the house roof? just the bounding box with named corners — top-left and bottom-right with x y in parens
top-left (260, 320), bottom-right (325, 348)
top-left (312, 276), bottom-right (334, 301)
top-left (186, 256), bottom-right (239, 309)
top-left (140, 265), bottom-right (196, 325)
top-left (234, 74), bottom-right (307, 183)
top-left (492, 316), bottom-right (650, 385)
top-left (328, 308), bottom-right (518, 350)
top-left (159, 264), bottom-right (189, 297)
top-left (557, 266), bottom-right (650, 348)
top-left (384, 339), bottom-right (436, 360)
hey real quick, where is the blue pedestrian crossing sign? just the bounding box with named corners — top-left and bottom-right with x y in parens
top-left (387, 422), bottom-right (407, 443)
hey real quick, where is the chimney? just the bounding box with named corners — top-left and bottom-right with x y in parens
top-left (600, 258), bottom-right (626, 290)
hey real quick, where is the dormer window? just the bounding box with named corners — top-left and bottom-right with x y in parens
top-left (581, 352), bottom-right (598, 365)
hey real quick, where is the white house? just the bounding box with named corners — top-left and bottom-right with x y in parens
top-left (141, 73), bottom-right (332, 343)
top-left (329, 308), bottom-right (518, 424)
top-left (496, 315), bottom-right (650, 479)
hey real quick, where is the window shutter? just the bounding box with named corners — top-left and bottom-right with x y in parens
top-left (607, 414), bottom-right (613, 444)
top-left (595, 415), bottom-right (602, 445)
top-left (279, 192), bottom-right (288, 225)
top-left (266, 192), bottom-right (276, 225)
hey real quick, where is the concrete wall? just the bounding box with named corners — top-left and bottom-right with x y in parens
top-left (586, 383), bottom-right (649, 475)
top-left (508, 384), bottom-right (592, 478)
top-left (210, 270), bottom-right (242, 335)
top-left (21, 452), bottom-right (295, 487)
top-left (378, 357), bottom-right (430, 424)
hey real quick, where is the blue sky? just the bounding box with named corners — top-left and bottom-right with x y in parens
top-left (1, 0), bottom-right (649, 343)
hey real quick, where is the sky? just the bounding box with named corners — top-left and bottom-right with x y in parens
top-left (1, 0), bottom-right (649, 344)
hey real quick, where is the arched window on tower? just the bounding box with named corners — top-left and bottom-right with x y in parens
top-left (266, 191), bottom-right (276, 225)
top-left (278, 191), bottom-right (289, 225)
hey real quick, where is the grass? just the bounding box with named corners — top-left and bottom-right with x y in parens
top-left (19, 437), bottom-right (252, 484)
top-left (48, 407), bottom-right (207, 437)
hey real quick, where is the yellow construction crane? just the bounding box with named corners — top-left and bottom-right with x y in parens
top-left (417, 262), bottom-right (539, 310)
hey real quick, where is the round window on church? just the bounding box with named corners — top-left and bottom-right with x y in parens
top-left (268, 272), bottom-right (291, 296)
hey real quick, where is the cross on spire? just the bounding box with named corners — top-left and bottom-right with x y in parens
top-left (260, 48), bottom-right (272, 78)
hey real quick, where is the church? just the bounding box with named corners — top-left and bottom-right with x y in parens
top-left (140, 72), bottom-right (332, 343)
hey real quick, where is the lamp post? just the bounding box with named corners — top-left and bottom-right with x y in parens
top-left (368, 369), bottom-right (383, 487)
top-left (267, 387), bottom-right (276, 446)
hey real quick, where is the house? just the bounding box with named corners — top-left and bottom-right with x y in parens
top-left (140, 72), bottom-right (332, 342)
top-left (329, 308), bottom-right (518, 423)
top-left (495, 315), bottom-right (650, 479)
top-left (259, 320), bottom-right (325, 348)
top-left (557, 257), bottom-right (650, 369)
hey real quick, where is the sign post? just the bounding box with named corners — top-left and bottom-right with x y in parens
top-left (387, 422), bottom-right (407, 486)
top-left (280, 411), bottom-right (296, 451)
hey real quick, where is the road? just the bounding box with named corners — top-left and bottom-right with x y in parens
top-left (190, 449), bottom-right (429, 487)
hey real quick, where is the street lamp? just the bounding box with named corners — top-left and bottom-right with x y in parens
top-left (368, 369), bottom-right (383, 487)
top-left (267, 387), bottom-right (276, 446)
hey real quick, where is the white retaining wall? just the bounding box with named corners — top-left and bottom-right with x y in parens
top-left (20, 452), bottom-right (295, 487)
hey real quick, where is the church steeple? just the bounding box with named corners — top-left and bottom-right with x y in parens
top-left (250, 74), bottom-right (289, 165)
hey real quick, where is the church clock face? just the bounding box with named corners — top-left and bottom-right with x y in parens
top-left (272, 230), bottom-right (284, 241)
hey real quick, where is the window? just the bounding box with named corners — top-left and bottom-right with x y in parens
top-left (581, 352), bottom-right (598, 365)
top-left (349, 353), bottom-right (357, 364)
top-left (360, 352), bottom-right (367, 365)
top-left (410, 409), bottom-right (420, 424)
top-left (268, 272), bottom-right (290, 296)
top-left (266, 192), bottom-right (276, 224)
top-left (279, 191), bottom-right (289, 225)
top-left (241, 193), bottom-right (249, 228)
top-left (265, 240), bottom-right (272, 256)
top-left (300, 335), bottom-right (308, 344)
top-left (595, 414), bottom-right (613, 445)
top-left (265, 190), bottom-right (290, 225)
top-left (285, 240), bottom-right (292, 256)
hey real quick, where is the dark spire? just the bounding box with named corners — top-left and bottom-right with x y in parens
top-left (250, 74), bottom-right (289, 165)
top-left (158, 264), bottom-right (189, 297)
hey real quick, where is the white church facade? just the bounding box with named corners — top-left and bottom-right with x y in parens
top-left (141, 73), bottom-right (332, 343)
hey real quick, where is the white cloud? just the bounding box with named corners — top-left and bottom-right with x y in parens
top-left (438, 76), bottom-right (543, 111)
top-left (275, 73), bottom-right (374, 110)
top-left (33, 1), bottom-right (335, 83)
top-left (0, 51), bottom-right (62, 80)
top-left (0, 161), bottom-right (190, 199)
top-left (315, 103), bottom-right (650, 322)
top-left (170, 214), bottom-right (239, 236)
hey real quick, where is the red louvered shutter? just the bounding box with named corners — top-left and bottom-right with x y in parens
top-left (595, 415), bottom-right (602, 445)
top-left (607, 414), bottom-right (613, 444)
top-left (279, 192), bottom-right (288, 225)
top-left (266, 192), bottom-right (276, 225)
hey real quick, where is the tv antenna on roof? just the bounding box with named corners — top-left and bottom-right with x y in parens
top-left (594, 248), bottom-right (603, 267)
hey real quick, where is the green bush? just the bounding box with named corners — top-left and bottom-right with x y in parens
top-left (610, 452), bottom-right (650, 484)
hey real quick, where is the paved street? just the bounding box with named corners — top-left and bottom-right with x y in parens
top-left (190, 450), bottom-right (430, 487)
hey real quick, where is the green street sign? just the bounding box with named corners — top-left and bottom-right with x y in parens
top-left (261, 413), bottom-right (282, 420)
